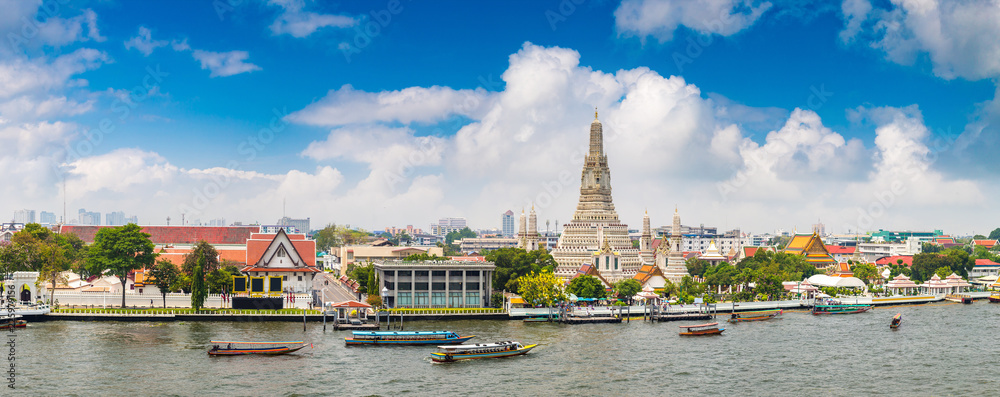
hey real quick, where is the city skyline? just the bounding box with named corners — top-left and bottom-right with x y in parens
top-left (3, 1), bottom-right (1000, 235)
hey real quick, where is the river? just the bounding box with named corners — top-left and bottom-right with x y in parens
top-left (11, 302), bottom-right (1000, 396)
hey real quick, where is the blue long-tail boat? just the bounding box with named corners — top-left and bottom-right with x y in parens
top-left (345, 331), bottom-right (475, 346)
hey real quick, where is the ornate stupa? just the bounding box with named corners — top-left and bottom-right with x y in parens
top-left (656, 206), bottom-right (690, 283)
top-left (551, 111), bottom-right (644, 282)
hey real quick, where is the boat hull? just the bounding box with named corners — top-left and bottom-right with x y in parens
top-left (680, 328), bottom-right (724, 336)
top-left (812, 305), bottom-right (872, 315)
top-left (345, 335), bottom-right (474, 346)
top-left (208, 345), bottom-right (306, 356)
top-left (0, 320), bottom-right (27, 329)
top-left (989, 296), bottom-right (1000, 303)
top-left (728, 310), bottom-right (781, 323)
top-left (430, 344), bottom-right (536, 362)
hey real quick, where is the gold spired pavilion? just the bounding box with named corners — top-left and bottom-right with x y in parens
top-left (551, 111), bottom-right (650, 282)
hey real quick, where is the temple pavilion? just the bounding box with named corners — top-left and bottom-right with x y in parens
top-left (782, 232), bottom-right (836, 269)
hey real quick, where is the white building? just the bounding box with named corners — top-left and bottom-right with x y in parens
top-left (431, 217), bottom-right (467, 236)
top-left (13, 209), bottom-right (35, 224)
top-left (857, 239), bottom-right (921, 263)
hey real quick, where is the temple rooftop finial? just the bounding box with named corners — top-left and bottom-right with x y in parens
top-left (594, 107), bottom-right (598, 120)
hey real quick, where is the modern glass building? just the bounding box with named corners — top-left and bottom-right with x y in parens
top-left (375, 260), bottom-right (495, 308)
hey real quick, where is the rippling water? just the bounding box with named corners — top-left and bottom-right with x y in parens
top-left (13, 302), bottom-right (1000, 396)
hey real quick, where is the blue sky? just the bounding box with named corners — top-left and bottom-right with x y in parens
top-left (3, 0), bottom-right (1000, 235)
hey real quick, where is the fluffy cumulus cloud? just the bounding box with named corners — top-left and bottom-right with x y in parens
top-left (0, 2), bottom-right (105, 54)
top-left (841, 0), bottom-right (1000, 80)
top-left (288, 85), bottom-right (495, 126)
top-left (267, 0), bottom-right (357, 38)
top-left (615, 0), bottom-right (773, 41)
top-left (191, 49), bottom-right (262, 78)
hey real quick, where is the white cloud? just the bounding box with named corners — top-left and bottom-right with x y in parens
top-left (287, 85), bottom-right (495, 126)
top-left (615, 0), bottom-right (773, 42)
top-left (0, 48), bottom-right (108, 99)
top-left (124, 26), bottom-right (167, 56)
top-left (191, 50), bottom-right (261, 78)
top-left (839, 0), bottom-right (873, 43)
top-left (844, 0), bottom-right (1000, 80)
top-left (267, 0), bottom-right (357, 38)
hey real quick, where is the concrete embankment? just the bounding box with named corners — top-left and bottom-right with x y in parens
top-left (37, 311), bottom-right (508, 322)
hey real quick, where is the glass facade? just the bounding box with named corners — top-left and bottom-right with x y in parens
top-left (397, 293), bottom-right (411, 306)
top-left (466, 292), bottom-right (479, 306)
top-left (380, 264), bottom-right (493, 309)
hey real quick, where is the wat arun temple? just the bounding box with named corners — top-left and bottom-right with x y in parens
top-left (519, 112), bottom-right (689, 286)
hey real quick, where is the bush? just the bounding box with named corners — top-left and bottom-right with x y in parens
top-left (490, 292), bottom-right (504, 308)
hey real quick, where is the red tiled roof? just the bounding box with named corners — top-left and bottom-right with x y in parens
top-left (875, 255), bottom-right (913, 267)
top-left (825, 245), bottom-right (856, 254)
top-left (975, 259), bottom-right (1000, 267)
top-left (974, 239), bottom-right (998, 247)
top-left (60, 225), bottom-right (260, 244)
top-left (246, 233), bottom-right (316, 268)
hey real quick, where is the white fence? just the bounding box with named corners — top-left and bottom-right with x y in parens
top-left (52, 291), bottom-right (313, 309)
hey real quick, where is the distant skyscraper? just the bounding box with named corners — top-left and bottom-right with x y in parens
top-left (40, 211), bottom-right (56, 225)
top-left (125, 215), bottom-right (138, 224)
top-left (13, 209), bottom-right (35, 224)
top-left (77, 208), bottom-right (101, 225)
top-left (431, 217), bottom-right (467, 236)
top-left (812, 220), bottom-right (825, 236)
top-left (106, 211), bottom-right (126, 226)
top-left (502, 210), bottom-right (515, 237)
top-left (278, 217), bottom-right (311, 234)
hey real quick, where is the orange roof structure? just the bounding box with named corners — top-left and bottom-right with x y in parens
top-left (782, 233), bottom-right (835, 268)
top-left (875, 255), bottom-right (913, 267)
top-left (973, 239), bottom-right (999, 248)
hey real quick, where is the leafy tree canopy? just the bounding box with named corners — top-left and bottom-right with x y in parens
top-left (445, 227), bottom-right (477, 245)
top-left (566, 275), bottom-right (607, 299)
top-left (485, 247), bottom-right (556, 292)
top-left (517, 270), bottom-right (566, 307)
top-left (403, 253), bottom-right (448, 261)
top-left (989, 228), bottom-right (1000, 240)
top-left (86, 223), bottom-right (157, 308)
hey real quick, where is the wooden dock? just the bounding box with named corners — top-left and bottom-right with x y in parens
top-left (561, 316), bottom-right (622, 324)
top-left (653, 313), bottom-right (713, 322)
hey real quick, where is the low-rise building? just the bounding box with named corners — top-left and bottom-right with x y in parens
top-left (857, 239), bottom-right (921, 263)
top-left (970, 259), bottom-right (1000, 278)
top-left (459, 237), bottom-right (517, 253)
top-left (338, 244), bottom-right (444, 275)
top-left (374, 260), bottom-right (495, 308)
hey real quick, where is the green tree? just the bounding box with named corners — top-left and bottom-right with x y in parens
top-left (921, 242), bottom-right (943, 254)
top-left (148, 259), bottom-right (180, 307)
top-left (850, 263), bottom-right (878, 285)
top-left (485, 247), bottom-right (556, 292)
top-left (348, 263), bottom-right (374, 294)
top-left (86, 224), bottom-right (157, 308)
top-left (445, 227), bottom-right (477, 245)
top-left (704, 262), bottom-right (738, 293)
top-left (11, 224), bottom-right (77, 305)
top-left (206, 265), bottom-right (239, 294)
top-left (973, 234), bottom-right (987, 240)
top-left (314, 224), bottom-right (371, 251)
top-left (989, 228), bottom-right (1000, 240)
top-left (182, 241), bottom-right (220, 277)
top-left (685, 258), bottom-right (709, 277)
top-left (566, 275), bottom-right (607, 299)
top-left (191, 254), bottom-right (207, 310)
top-left (517, 270), bottom-right (566, 307)
top-left (613, 279), bottom-right (641, 304)
top-left (934, 266), bottom-right (953, 280)
top-left (660, 279), bottom-right (678, 299)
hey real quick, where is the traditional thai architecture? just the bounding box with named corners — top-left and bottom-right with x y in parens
top-left (830, 262), bottom-right (854, 278)
top-left (551, 112), bottom-right (644, 282)
top-left (655, 207), bottom-right (690, 283)
top-left (944, 273), bottom-right (971, 294)
top-left (737, 246), bottom-right (775, 263)
top-left (241, 229), bottom-right (321, 294)
top-left (698, 240), bottom-right (726, 267)
top-left (782, 232), bottom-right (836, 268)
top-left (920, 274), bottom-right (951, 296)
top-left (885, 273), bottom-right (919, 295)
top-left (639, 211), bottom-right (654, 264)
top-left (632, 262), bottom-right (667, 290)
top-left (516, 206), bottom-right (540, 251)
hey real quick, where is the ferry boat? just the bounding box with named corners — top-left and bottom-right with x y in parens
top-left (679, 322), bottom-right (724, 336)
top-left (430, 341), bottom-right (536, 362)
top-left (989, 292), bottom-right (1000, 303)
top-left (728, 309), bottom-right (782, 323)
top-left (890, 313), bottom-right (902, 329)
top-left (345, 331), bottom-right (475, 346)
top-left (945, 294), bottom-right (973, 304)
top-left (0, 315), bottom-right (27, 330)
top-left (208, 340), bottom-right (310, 356)
top-left (811, 304), bottom-right (872, 315)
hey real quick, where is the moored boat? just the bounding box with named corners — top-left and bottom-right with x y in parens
top-left (345, 331), bottom-right (474, 346)
top-left (728, 309), bottom-right (782, 323)
top-left (430, 341), bottom-right (536, 362)
top-left (208, 341), bottom-right (310, 356)
top-left (945, 294), bottom-right (973, 304)
top-left (0, 315), bottom-right (27, 330)
top-left (679, 322), bottom-right (724, 336)
top-left (811, 304), bottom-right (872, 315)
top-left (890, 313), bottom-right (902, 329)
top-left (989, 292), bottom-right (1000, 303)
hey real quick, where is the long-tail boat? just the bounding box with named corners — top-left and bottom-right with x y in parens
top-left (208, 341), bottom-right (310, 356)
top-left (890, 313), bottom-right (902, 329)
top-left (679, 322), bottom-right (724, 336)
top-left (0, 315), bottom-right (27, 330)
top-left (728, 309), bottom-right (782, 323)
top-left (345, 331), bottom-right (474, 346)
top-left (811, 304), bottom-right (872, 315)
top-left (430, 341), bottom-right (535, 362)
